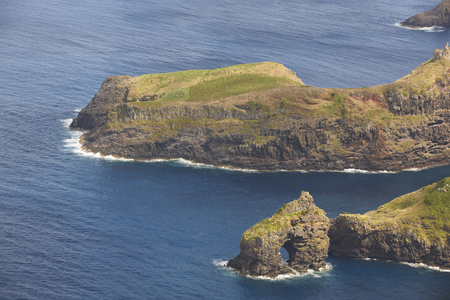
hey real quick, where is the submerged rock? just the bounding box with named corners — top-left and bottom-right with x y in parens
top-left (227, 191), bottom-right (330, 278)
top-left (401, 1), bottom-right (450, 28)
top-left (329, 177), bottom-right (450, 269)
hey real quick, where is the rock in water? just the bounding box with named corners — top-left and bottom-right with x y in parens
top-left (329, 177), bottom-right (450, 269)
top-left (227, 191), bottom-right (330, 278)
top-left (401, 1), bottom-right (450, 28)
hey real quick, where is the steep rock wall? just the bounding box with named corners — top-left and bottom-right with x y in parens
top-left (329, 215), bottom-right (450, 268)
top-left (328, 177), bottom-right (450, 269)
top-left (401, 1), bottom-right (450, 28)
top-left (227, 191), bottom-right (330, 278)
top-left (70, 46), bottom-right (450, 171)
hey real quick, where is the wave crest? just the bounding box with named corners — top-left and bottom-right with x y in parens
top-left (394, 22), bottom-right (447, 32)
top-left (212, 259), bottom-right (332, 280)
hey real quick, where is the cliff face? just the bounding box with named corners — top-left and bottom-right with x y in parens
top-left (71, 75), bottom-right (132, 130)
top-left (227, 191), bottom-right (330, 278)
top-left (71, 48), bottom-right (450, 171)
top-left (401, 1), bottom-right (450, 28)
top-left (228, 179), bottom-right (449, 278)
top-left (329, 177), bottom-right (450, 269)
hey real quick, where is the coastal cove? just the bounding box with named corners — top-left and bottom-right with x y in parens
top-left (1, 0), bottom-right (450, 299)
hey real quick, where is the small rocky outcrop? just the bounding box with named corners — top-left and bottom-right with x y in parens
top-left (329, 177), bottom-right (450, 269)
top-left (401, 1), bottom-right (450, 28)
top-left (227, 191), bottom-right (330, 278)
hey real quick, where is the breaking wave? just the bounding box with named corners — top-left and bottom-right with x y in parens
top-left (61, 117), bottom-right (440, 174)
top-left (212, 259), bottom-right (332, 281)
top-left (394, 22), bottom-right (447, 33)
top-left (401, 262), bottom-right (450, 272)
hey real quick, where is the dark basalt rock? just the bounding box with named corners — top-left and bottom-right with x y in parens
top-left (329, 215), bottom-right (450, 269)
top-left (401, 1), bottom-right (450, 28)
top-left (227, 191), bottom-right (330, 278)
top-left (70, 75), bottom-right (132, 130)
top-left (227, 179), bottom-right (450, 278)
top-left (70, 46), bottom-right (450, 172)
top-left (328, 178), bottom-right (450, 269)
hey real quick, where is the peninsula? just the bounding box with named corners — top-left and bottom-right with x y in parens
top-left (401, 1), bottom-right (450, 28)
top-left (71, 45), bottom-right (450, 171)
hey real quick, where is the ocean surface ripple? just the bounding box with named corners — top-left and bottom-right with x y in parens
top-left (0, 1), bottom-right (449, 299)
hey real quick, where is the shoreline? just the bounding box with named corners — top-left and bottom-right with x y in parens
top-left (213, 259), bottom-right (333, 281)
top-left (394, 22), bottom-right (447, 32)
top-left (63, 118), bottom-right (448, 174)
top-left (360, 257), bottom-right (450, 273)
top-left (214, 257), bottom-right (449, 282)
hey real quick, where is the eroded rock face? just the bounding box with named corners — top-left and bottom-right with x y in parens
top-left (328, 178), bottom-right (450, 269)
top-left (227, 191), bottom-right (330, 278)
top-left (70, 75), bottom-right (132, 130)
top-left (400, 1), bottom-right (450, 28)
top-left (70, 45), bottom-right (450, 171)
top-left (328, 215), bottom-right (450, 269)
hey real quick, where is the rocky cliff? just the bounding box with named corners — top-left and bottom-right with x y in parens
top-left (329, 177), bottom-right (450, 269)
top-left (227, 191), bottom-right (330, 278)
top-left (228, 178), bottom-right (449, 278)
top-left (400, 1), bottom-right (450, 28)
top-left (71, 46), bottom-right (450, 171)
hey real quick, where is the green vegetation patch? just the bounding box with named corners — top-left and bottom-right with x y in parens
top-left (126, 62), bottom-right (304, 106)
top-left (366, 177), bottom-right (450, 244)
top-left (187, 74), bottom-right (297, 102)
top-left (242, 210), bottom-right (303, 242)
top-left (393, 58), bottom-right (450, 95)
top-left (161, 87), bottom-right (189, 101)
top-left (242, 192), bottom-right (326, 242)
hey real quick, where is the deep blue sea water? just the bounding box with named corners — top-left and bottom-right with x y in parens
top-left (1, 1), bottom-right (449, 299)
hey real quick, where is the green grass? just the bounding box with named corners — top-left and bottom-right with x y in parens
top-left (242, 211), bottom-right (302, 241)
top-left (242, 192), bottom-right (327, 242)
top-left (364, 177), bottom-right (450, 244)
top-left (186, 74), bottom-right (297, 102)
top-left (126, 61), bottom-right (304, 105)
top-left (161, 87), bottom-right (189, 101)
top-left (103, 47), bottom-right (450, 164)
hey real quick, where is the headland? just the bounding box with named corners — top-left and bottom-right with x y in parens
top-left (71, 45), bottom-right (450, 172)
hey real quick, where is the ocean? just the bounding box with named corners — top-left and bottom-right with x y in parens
top-left (0, 0), bottom-right (449, 299)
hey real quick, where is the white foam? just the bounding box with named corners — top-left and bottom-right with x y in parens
top-left (60, 119), bottom-right (259, 169)
top-left (60, 118), bottom-right (134, 161)
top-left (336, 168), bottom-right (394, 174)
top-left (60, 118), bottom-right (445, 173)
top-left (213, 259), bottom-right (332, 281)
top-left (212, 259), bottom-right (230, 269)
top-left (401, 262), bottom-right (450, 272)
top-left (359, 257), bottom-right (450, 272)
top-left (166, 158), bottom-right (259, 172)
top-left (394, 22), bottom-right (447, 32)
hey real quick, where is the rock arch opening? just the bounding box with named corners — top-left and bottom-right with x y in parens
top-left (280, 245), bottom-right (289, 265)
top-left (227, 191), bottom-right (331, 278)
